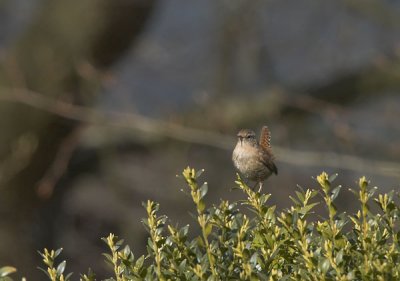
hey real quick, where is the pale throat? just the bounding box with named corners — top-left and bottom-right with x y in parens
top-left (240, 139), bottom-right (258, 148)
top-left (235, 141), bottom-right (258, 156)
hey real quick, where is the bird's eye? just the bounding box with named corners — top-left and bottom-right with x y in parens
top-left (246, 135), bottom-right (251, 139)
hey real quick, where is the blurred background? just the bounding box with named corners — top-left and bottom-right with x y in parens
top-left (1, 0), bottom-right (400, 279)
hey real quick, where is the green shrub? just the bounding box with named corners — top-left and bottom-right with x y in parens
top-left (3, 168), bottom-right (400, 280)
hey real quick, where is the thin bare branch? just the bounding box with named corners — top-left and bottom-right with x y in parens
top-left (1, 87), bottom-right (399, 179)
top-left (36, 125), bottom-right (85, 199)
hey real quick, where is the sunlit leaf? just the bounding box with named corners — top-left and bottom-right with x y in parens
top-left (0, 267), bottom-right (16, 277)
top-left (56, 260), bottom-right (66, 275)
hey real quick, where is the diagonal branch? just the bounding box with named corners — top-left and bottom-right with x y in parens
top-left (1, 87), bottom-right (399, 179)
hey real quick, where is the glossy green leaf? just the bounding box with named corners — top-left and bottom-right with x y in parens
top-left (56, 260), bottom-right (66, 275)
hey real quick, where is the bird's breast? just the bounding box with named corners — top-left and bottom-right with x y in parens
top-left (233, 144), bottom-right (258, 169)
top-left (232, 143), bottom-right (272, 181)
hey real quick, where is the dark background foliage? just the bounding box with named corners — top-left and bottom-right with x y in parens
top-left (0, 0), bottom-right (399, 279)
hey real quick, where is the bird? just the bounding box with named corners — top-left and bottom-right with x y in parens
top-left (232, 126), bottom-right (278, 192)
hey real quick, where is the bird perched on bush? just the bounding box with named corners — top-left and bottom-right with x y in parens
top-left (232, 126), bottom-right (278, 192)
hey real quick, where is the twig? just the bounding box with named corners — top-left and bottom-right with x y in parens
top-left (35, 125), bottom-right (85, 199)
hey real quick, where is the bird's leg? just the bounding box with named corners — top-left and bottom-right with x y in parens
top-left (257, 182), bottom-right (263, 193)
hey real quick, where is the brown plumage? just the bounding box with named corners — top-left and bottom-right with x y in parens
top-left (259, 126), bottom-right (277, 175)
top-left (232, 126), bottom-right (277, 191)
top-left (260, 126), bottom-right (271, 149)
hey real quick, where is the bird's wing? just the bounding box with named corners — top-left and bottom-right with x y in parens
top-left (259, 149), bottom-right (278, 175)
top-left (259, 126), bottom-right (278, 174)
top-left (259, 126), bottom-right (271, 150)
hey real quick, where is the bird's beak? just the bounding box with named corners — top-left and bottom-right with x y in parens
top-left (239, 137), bottom-right (243, 146)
